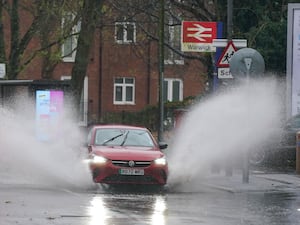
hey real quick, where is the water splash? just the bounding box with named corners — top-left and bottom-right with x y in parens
top-left (0, 95), bottom-right (93, 189)
top-left (167, 77), bottom-right (284, 185)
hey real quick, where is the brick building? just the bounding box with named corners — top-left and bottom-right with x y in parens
top-left (2, 1), bottom-right (209, 125)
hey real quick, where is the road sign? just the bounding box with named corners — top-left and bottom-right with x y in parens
top-left (218, 67), bottom-right (233, 79)
top-left (216, 41), bottom-right (237, 67)
top-left (181, 21), bottom-right (217, 52)
top-left (229, 48), bottom-right (265, 78)
top-left (212, 39), bottom-right (247, 48)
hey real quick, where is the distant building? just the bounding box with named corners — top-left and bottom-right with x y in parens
top-left (2, 1), bottom-right (209, 125)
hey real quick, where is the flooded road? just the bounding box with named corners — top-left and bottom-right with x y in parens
top-left (1, 183), bottom-right (300, 225)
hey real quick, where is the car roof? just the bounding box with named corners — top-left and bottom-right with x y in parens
top-left (90, 124), bottom-right (149, 131)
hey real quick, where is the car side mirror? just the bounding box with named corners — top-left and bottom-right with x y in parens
top-left (159, 142), bottom-right (168, 150)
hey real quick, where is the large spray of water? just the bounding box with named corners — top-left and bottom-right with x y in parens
top-left (0, 77), bottom-right (285, 192)
top-left (0, 94), bottom-right (93, 189)
top-left (167, 77), bottom-right (285, 186)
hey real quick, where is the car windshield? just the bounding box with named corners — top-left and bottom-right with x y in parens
top-left (94, 128), bottom-right (155, 147)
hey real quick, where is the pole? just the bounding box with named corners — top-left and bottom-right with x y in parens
top-left (243, 65), bottom-right (250, 183)
top-left (158, 0), bottom-right (165, 142)
top-left (227, 0), bottom-right (233, 41)
top-left (225, 0), bottom-right (233, 177)
top-left (296, 132), bottom-right (300, 174)
top-left (243, 68), bottom-right (250, 184)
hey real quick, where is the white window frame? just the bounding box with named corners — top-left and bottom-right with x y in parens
top-left (164, 78), bottom-right (183, 102)
top-left (61, 14), bottom-right (81, 62)
top-left (113, 77), bottom-right (135, 105)
top-left (164, 17), bottom-right (184, 65)
top-left (60, 75), bottom-right (71, 80)
top-left (115, 22), bottom-right (136, 44)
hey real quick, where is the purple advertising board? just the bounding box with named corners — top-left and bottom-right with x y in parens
top-left (36, 90), bottom-right (64, 141)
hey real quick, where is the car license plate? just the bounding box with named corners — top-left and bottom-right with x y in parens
top-left (119, 168), bottom-right (144, 175)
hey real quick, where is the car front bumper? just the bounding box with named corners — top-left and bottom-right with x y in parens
top-left (89, 161), bottom-right (168, 185)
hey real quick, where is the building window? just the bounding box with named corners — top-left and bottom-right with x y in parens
top-left (114, 77), bottom-right (135, 104)
top-left (165, 17), bottom-right (183, 65)
top-left (163, 78), bottom-right (183, 102)
top-left (115, 22), bottom-right (136, 44)
top-left (62, 14), bottom-right (81, 62)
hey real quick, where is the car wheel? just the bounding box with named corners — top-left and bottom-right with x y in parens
top-left (100, 183), bottom-right (110, 191)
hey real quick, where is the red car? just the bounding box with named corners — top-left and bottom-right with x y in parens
top-left (86, 124), bottom-right (168, 187)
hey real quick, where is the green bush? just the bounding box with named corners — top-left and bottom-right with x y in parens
top-left (100, 96), bottom-right (197, 131)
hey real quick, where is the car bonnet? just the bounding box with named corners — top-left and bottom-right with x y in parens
top-left (91, 145), bottom-right (164, 161)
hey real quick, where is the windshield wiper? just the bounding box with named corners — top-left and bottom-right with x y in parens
top-left (120, 131), bottom-right (129, 146)
top-left (101, 133), bottom-right (124, 145)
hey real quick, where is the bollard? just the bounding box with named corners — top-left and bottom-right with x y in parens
top-left (296, 132), bottom-right (300, 174)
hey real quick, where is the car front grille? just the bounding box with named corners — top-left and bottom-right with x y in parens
top-left (111, 160), bottom-right (151, 168)
top-left (102, 174), bottom-right (157, 183)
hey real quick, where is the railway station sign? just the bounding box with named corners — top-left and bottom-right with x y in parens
top-left (181, 21), bottom-right (218, 52)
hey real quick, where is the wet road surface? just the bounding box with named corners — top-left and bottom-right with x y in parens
top-left (1, 182), bottom-right (300, 225)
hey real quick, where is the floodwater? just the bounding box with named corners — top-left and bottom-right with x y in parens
top-left (1, 182), bottom-right (300, 225)
top-left (84, 189), bottom-right (300, 225)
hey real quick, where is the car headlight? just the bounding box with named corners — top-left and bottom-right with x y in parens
top-left (154, 156), bottom-right (167, 165)
top-left (91, 155), bottom-right (108, 164)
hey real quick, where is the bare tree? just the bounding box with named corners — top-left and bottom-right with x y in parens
top-left (0, 0), bottom-right (82, 79)
top-left (70, 0), bottom-right (103, 107)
